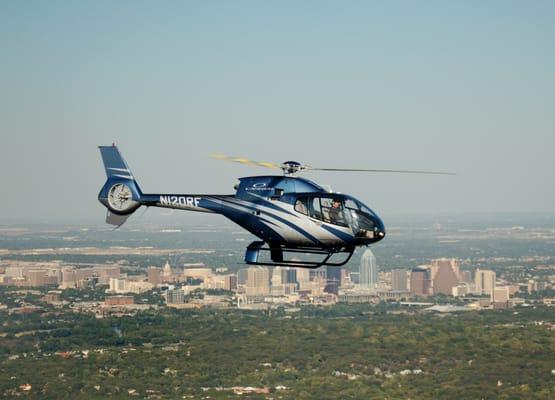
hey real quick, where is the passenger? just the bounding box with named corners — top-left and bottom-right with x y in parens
top-left (295, 199), bottom-right (308, 214)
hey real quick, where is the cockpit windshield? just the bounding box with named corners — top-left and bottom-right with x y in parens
top-left (293, 194), bottom-right (384, 240)
top-left (342, 198), bottom-right (375, 231)
top-left (294, 195), bottom-right (379, 232)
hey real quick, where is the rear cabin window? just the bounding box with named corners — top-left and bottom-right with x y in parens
top-left (294, 198), bottom-right (309, 215)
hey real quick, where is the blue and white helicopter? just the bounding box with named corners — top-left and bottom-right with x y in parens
top-left (98, 145), bottom-right (453, 268)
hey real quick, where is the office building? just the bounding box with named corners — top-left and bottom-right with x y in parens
top-left (237, 268), bottom-right (249, 285)
top-left (430, 258), bottom-right (459, 295)
top-left (410, 267), bottom-right (430, 297)
top-left (166, 289), bottom-right (185, 304)
top-left (325, 266), bottom-right (341, 295)
top-left (491, 286), bottom-right (509, 303)
top-left (224, 275), bottom-right (237, 291)
top-left (245, 267), bottom-right (271, 296)
top-left (475, 269), bottom-right (496, 295)
top-left (359, 249), bottom-right (378, 291)
top-left (391, 269), bottom-right (408, 291)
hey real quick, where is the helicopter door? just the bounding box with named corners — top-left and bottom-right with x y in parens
top-left (344, 199), bottom-right (360, 234)
top-left (308, 197), bottom-right (323, 222)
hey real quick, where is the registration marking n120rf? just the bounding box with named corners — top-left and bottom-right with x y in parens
top-left (159, 196), bottom-right (201, 207)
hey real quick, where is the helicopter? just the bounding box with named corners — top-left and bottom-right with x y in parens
top-left (97, 145), bottom-right (454, 268)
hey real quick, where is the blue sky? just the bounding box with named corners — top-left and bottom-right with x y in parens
top-left (1, 1), bottom-right (554, 223)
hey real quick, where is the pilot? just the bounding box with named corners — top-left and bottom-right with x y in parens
top-left (328, 199), bottom-right (344, 224)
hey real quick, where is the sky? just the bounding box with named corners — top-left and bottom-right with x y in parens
top-left (1, 1), bottom-right (554, 224)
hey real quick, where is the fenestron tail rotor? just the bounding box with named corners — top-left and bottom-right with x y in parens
top-left (212, 153), bottom-right (456, 176)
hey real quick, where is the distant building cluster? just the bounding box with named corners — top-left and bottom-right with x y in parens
top-left (0, 260), bottom-right (121, 289)
top-left (1, 249), bottom-right (553, 312)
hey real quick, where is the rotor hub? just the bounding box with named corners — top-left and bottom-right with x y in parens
top-left (281, 161), bottom-right (303, 175)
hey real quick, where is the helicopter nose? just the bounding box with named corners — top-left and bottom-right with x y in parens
top-left (375, 219), bottom-right (386, 239)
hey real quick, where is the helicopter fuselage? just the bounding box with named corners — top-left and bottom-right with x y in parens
top-left (98, 145), bottom-right (385, 268)
top-left (108, 175), bottom-right (386, 249)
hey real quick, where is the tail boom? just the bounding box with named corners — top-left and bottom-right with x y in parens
top-left (98, 145), bottom-right (224, 218)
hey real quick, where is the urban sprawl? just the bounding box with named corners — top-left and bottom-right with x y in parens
top-left (1, 248), bottom-right (553, 316)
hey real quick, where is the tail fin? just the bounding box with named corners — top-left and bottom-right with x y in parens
top-left (98, 145), bottom-right (143, 225)
top-left (99, 145), bottom-right (141, 190)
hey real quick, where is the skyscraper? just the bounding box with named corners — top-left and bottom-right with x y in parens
top-left (410, 267), bottom-right (430, 297)
top-left (282, 268), bottom-right (297, 285)
top-left (271, 267), bottom-right (284, 287)
top-left (475, 269), bottom-right (496, 295)
top-left (391, 269), bottom-right (408, 291)
top-left (237, 268), bottom-right (249, 285)
top-left (270, 267), bottom-right (297, 286)
top-left (430, 258), bottom-right (459, 295)
top-left (325, 266), bottom-right (341, 294)
top-left (359, 249), bottom-right (378, 291)
top-left (245, 266), bottom-right (271, 296)
top-left (224, 275), bottom-right (237, 291)
top-left (295, 267), bottom-right (310, 289)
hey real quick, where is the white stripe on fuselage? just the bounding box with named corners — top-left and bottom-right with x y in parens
top-left (222, 194), bottom-right (351, 246)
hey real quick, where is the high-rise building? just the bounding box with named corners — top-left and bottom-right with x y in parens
top-left (475, 269), bottom-right (496, 295)
top-left (224, 275), bottom-right (237, 291)
top-left (148, 267), bottom-right (162, 286)
top-left (109, 278), bottom-right (126, 293)
top-left (391, 269), bottom-right (408, 291)
top-left (410, 267), bottom-right (430, 297)
top-left (359, 249), bottom-right (378, 290)
top-left (459, 270), bottom-right (472, 284)
top-left (27, 270), bottom-right (49, 286)
top-left (237, 268), bottom-right (249, 285)
top-left (430, 258), bottom-right (460, 279)
top-left (295, 267), bottom-right (310, 289)
top-left (282, 268), bottom-right (297, 285)
top-left (271, 267), bottom-right (284, 287)
top-left (325, 266), bottom-right (342, 295)
top-left (245, 267), bottom-right (271, 296)
top-left (430, 259), bottom-right (459, 295)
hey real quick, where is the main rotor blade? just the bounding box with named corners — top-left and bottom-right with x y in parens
top-left (211, 153), bottom-right (282, 170)
top-left (307, 167), bottom-right (456, 175)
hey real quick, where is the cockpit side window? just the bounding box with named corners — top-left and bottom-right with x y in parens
top-left (320, 198), bottom-right (348, 227)
top-left (294, 197), bottom-right (309, 215)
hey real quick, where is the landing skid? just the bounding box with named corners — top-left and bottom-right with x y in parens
top-left (244, 241), bottom-right (355, 269)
